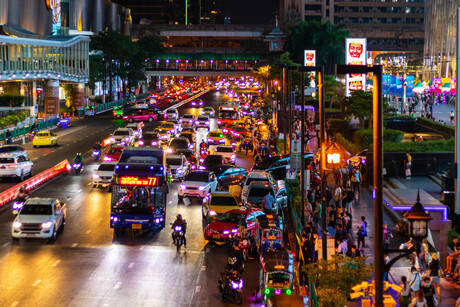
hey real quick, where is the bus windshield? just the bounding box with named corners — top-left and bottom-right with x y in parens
top-left (111, 185), bottom-right (164, 210)
top-left (219, 111), bottom-right (239, 120)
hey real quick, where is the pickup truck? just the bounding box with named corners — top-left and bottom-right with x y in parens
top-left (11, 198), bottom-right (66, 241)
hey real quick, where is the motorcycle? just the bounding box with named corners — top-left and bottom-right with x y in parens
top-left (231, 141), bottom-right (237, 152)
top-left (72, 162), bottom-right (83, 175)
top-left (218, 270), bottom-right (243, 305)
top-left (92, 149), bottom-right (102, 161)
top-left (172, 224), bottom-right (185, 252)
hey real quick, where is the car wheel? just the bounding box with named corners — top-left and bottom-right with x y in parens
top-left (129, 118), bottom-right (134, 123)
top-left (61, 219), bottom-right (65, 229)
top-left (50, 226), bottom-right (57, 242)
top-left (33, 145), bottom-right (37, 148)
top-left (178, 196), bottom-right (183, 203)
top-left (148, 117), bottom-right (153, 122)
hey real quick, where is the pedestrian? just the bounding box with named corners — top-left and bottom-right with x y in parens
top-left (5, 129), bottom-right (12, 144)
top-left (336, 237), bottom-right (348, 257)
top-left (397, 276), bottom-right (412, 307)
top-left (262, 191), bottom-right (276, 215)
top-left (451, 110), bottom-right (455, 123)
top-left (418, 239), bottom-right (427, 275)
top-left (428, 253), bottom-right (441, 289)
top-left (345, 211), bottom-right (352, 234)
top-left (334, 183), bottom-right (342, 210)
top-left (327, 205), bottom-right (337, 231)
top-left (342, 186), bottom-right (354, 214)
top-left (356, 216), bottom-right (367, 249)
top-left (304, 199), bottom-right (312, 224)
top-left (421, 276), bottom-right (441, 307)
top-left (333, 166), bottom-right (341, 186)
top-left (383, 220), bottom-right (393, 250)
top-left (383, 253), bottom-right (390, 281)
top-left (349, 244), bottom-right (361, 257)
top-left (312, 199), bottom-right (321, 231)
top-left (351, 166), bottom-right (361, 196)
top-left (409, 266), bottom-right (422, 299)
top-left (405, 151), bottom-right (412, 178)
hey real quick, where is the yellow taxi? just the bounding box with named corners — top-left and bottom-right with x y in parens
top-left (154, 127), bottom-right (170, 143)
top-left (202, 191), bottom-right (240, 224)
top-left (207, 130), bottom-right (226, 145)
top-left (33, 131), bottom-right (58, 147)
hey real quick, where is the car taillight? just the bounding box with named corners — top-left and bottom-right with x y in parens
top-left (9, 164), bottom-right (18, 168)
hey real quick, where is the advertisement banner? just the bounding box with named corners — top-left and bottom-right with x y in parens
top-left (406, 75), bottom-right (415, 98)
top-left (389, 75), bottom-right (397, 96)
top-left (345, 38), bottom-right (367, 96)
top-left (383, 74), bottom-right (390, 95)
top-left (304, 50), bottom-right (316, 67)
top-left (395, 76), bottom-right (403, 97)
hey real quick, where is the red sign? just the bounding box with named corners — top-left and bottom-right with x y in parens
top-left (119, 176), bottom-right (157, 186)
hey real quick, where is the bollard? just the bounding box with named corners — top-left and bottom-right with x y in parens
top-left (22, 137), bottom-right (25, 144)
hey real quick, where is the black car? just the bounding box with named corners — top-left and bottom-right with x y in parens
top-left (200, 154), bottom-right (223, 171)
top-left (139, 132), bottom-right (160, 147)
top-left (211, 164), bottom-right (249, 187)
top-left (168, 137), bottom-right (193, 155)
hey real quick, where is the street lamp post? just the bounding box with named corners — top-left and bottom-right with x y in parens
top-left (337, 64), bottom-right (384, 306)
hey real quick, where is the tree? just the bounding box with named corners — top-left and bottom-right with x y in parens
top-left (285, 21), bottom-right (348, 74)
top-left (344, 90), bottom-right (372, 128)
top-left (303, 255), bottom-right (373, 307)
top-left (323, 75), bottom-right (345, 110)
top-left (88, 54), bottom-right (104, 91)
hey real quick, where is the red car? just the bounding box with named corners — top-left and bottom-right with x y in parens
top-left (221, 124), bottom-right (234, 136)
top-left (123, 110), bottom-right (157, 123)
top-left (103, 146), bottom-right (124, 162)
top-left (232, 126), bottom-right (250, 140)
top-left (204, 208), bottom-right (265, 242)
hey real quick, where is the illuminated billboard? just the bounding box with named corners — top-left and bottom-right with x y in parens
top-left (119, 176), bottom-right (158, 186)
top-left (304, 50), bottom-right (316, 67)
top-left (345, 38), bottom-right (367, 96)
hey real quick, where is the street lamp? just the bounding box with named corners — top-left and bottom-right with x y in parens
top-left (404, 191), bottom-right (432, 239)
top-left (325, 142), bottom-right (342, 170)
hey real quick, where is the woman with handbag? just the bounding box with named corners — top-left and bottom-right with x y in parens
top-left (397, 276), bottom-right (411, 307)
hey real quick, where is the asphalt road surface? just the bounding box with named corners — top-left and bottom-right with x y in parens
top-left (0, 90), bottom-right (262, 307)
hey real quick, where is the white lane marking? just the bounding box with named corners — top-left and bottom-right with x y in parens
top-left (10, 301), bottom-right (19, 307)
top-left (86, 230), bottom-right (92, 234)
top-left (32, 280), bottom-right (41, 287)
top-left (3, 242), bottom-right (10, 247)
top-left (114, 282), bottom-right (122, 289)
top-left (201, 266), bottom-right (206, 271)
top-left (128, 262), bottom-right (135, 269)
top-left (51, 260), bottom-right (61, 267)
top-left (71, 243), bottom-right (78, 248)
top-left (195, 286), bottom-right (201, 293)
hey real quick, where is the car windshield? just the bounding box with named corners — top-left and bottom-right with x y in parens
top-left (143, 134), bottom-right (158, 141)
top-left (211, 165), bottom-right (231, 177)
top-left (98, 164), bottom-right (116, 171)
top-left (205, 156), bottom-right (223, 164)
top-left (170, 139), bottom-right (188, 149)
top-left (235, 127), bottom-right (246, 132)
top-left (248, 187), bottom-right (274, 198)
top-left (20, 204), bottom-right (52, 215)
top-left (198, 116), bottom-right (208, 121)
top-left (0, 146), bottom-right (21, 153)
top-left (210, 132), bottom-right (222, 138)
top-left (185, 172), bottom-right (209, 182)
top-left (217, 147), bottom-right (233, 153)
top-left (108, 148), bottom-right (123, 154)
top-left (211, 196), bottom-right (237, 207)
top-left (183, 115), bottom-right (194, 119)
top-left (218, 212), bottom-right (247, 224)
top-left (162, 123), bottom-right (174, 128)
top-left (36, 132), bottom-right (49, 137)
top-left (0, 158), bottom-right (14, 163)
top-left (268, 273), bottom-right (289, 284)
top-left (245, 177), bottom-right (268, 186)
top-left (166, 110), bottom-right (176, 114)
top-left (111, 186), bottom-right (164, 210)
top-left (166, 158), bottom-right (182, 165)
top-left (114, 130), bottom-right (129, 136)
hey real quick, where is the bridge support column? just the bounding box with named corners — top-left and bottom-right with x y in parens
top-left (45, 80), bottom-right (59, 115)
top-left (72, 83), bottom-right (85, 110)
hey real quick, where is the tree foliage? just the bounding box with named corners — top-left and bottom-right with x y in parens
top-left (323, 75), bottom-right (345, 110)
top-left (285, 21), bottom-right (348, 74)
top-left (344, 90), bottom-right (372, 128)
top-left (303, 255), bottom-right (373, 307)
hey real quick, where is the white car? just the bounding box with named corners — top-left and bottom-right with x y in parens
top-left (213, 145), bottom-right (236, 164)
top-left (195, 115), bottom-right (210, 130)
top-left (0, 153), bottom-right (33, 181)
top-left (180, 114), bottom-right (196, 126)
top-left (11, 198), bottom-right (66, 240)
top-left (92, 162), bottom-right (117, 187)
top-left (125, 122), bottom-right (144, 139)
top-left (178, 171), bottom-right (218, 202)
top-left (0, 145), bottom-right (27, 158)
top-left (241, 170), bottom-right (276, 204)
top-left (165, 108), bottom-right (179, 119)
top-left (111, 128), bottom-right (135, 146)
top-left (166, 154), bottom-right (189, 181)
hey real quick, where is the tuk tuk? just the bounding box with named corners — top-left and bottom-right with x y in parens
top-left (255, 214), bottom-right (284, 253)
top-left (259, 250), bottom-right (294, 303)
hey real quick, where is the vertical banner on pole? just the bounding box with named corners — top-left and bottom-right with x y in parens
top-left (304, 50), bottom-right (316, 81)
top-left (345, 38), bottom-right (367, 96)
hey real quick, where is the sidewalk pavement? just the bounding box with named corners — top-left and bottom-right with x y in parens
top-left (389, 99), bottom-right (456, 125)
top-left (305, 129), bottom-right (460, 306)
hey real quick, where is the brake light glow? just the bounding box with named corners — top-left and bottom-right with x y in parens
top-left (9, 164), bottom-right (18, 168)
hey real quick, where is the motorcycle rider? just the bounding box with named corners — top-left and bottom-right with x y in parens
top-left (189, 152), bottom-right (197, 165)
top-left (172, 214), bottom-right (187, 247)
top-left (200, 140), bottom-right (208, 152)
top-left (73, 152), bottom-right (84, 165)
top-left (93, 141), bottom-right (102, 151)
top-left (15, 185), bottom-right (29, 203)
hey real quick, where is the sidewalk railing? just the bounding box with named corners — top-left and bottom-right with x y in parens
top-left (0, 159), bottom-right (71, 208)
top-left (0, 117), bottom-right (60, 145)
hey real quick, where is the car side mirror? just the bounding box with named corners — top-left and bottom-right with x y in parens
top-left (12, 210), bottom-right (19, 215)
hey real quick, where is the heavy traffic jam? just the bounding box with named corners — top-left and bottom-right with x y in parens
top-left (6, 78), bottom-right (297, 305)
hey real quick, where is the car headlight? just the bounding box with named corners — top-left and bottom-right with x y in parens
top-left (217, 120), bottom-right (222, 125)
top-left (180, 184), bottom-right (187, 190)
top-left (198, 186), bottom-right (206, 191)
top-left (208, 210), bottom-right (216, 216)
top-left (177, 167), bottom-right (183, 174)
top-left (208, 138), bottom-right (214, 143)
top-left (103, 156), bottom-right (112, 162)
top-left (195, 120), bottom-right (200, 125)
top-left (205, 121), bottom-right (210, 125)
top-left (110, 137), bottom-right (115, 142)
top-left (41, 221), bottom-right (53, 229)
top-left (93, 173), bottom-right (100, 179)
top-left (231, 154), bottom-right (236, 160)
top-left (138, 140), bottom-right (144, 146)
top-left (166, 148), bottom-right (173, 154)
top-left (12, 221), bottom-right (22, 229)
top-left (218, 139), bottom-right (225, 143)
top-left (152, 141), bottom-right (158, 146)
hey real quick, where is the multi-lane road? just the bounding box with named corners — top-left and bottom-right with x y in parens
top-left (0, 90), bottom-right (261, 307)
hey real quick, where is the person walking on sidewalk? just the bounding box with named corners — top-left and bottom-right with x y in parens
top-left (409, 266), bottom-right (422, 299)
top-left (411, 289), bottom-right (427, 307)
top-left (421, 276), bottom-right (441, 307)
top-left (356, 216), bottom-right (367, 249)
top-left (405, 151), bottom-right (412, 178)
top-left (334, 183), bottom-right (342, 210)
top-left (351, 166), bottom-right (361, 196)
top-left (343, 186), bottom-right (354, 214)
top-left (397, 276), bottom-right (411, 307)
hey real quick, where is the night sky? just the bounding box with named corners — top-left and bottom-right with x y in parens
top-left (223, 0), bottom-right (278, 24)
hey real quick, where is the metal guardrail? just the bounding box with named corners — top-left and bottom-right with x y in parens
top-left (0, 117), bottom-right (60, 145)
top-left (0, 159), bottom-right (71, 208)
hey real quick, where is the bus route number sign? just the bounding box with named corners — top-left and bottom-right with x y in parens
top-left (119, 176), bottom-right (157, 186)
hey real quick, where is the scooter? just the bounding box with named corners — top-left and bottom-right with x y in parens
top-left (172, 224), bottom-right (185, 252)
top-left (218, 270), bottom-right (243, 305)
top-left (92, 149), bottom-right (102, 161)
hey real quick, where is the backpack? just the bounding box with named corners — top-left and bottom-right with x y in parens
top-left (363, 221), bottom-right (368, 237)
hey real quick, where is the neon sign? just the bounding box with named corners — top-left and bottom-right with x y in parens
top-left (119, 176), bottom-right (158, 186)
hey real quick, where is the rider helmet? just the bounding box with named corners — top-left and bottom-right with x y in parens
top-left (177, 214), bottom-right (182, 220)
top-left (228, 256), bottom-right (237, 265)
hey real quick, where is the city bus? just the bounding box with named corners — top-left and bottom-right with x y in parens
top-left (217, 103), bottom-right (240, 126)
top-left (110, 147), bottom-right (167, 236)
